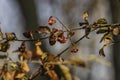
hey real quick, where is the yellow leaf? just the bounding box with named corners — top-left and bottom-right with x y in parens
top-left (82, 12), bottom-right (88, 20)
top-left (21, 62), bottom-right (30, 73)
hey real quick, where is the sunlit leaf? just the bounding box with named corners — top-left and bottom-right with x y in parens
top-left (96, 18), bottom-right (107, 24)
top-left (82, 12), bottom-right (88, 20)
top-left (15, 73), bottom-right (25, 79)
top-left (113, 27), bottom-right (120, 35)
top-left (36, 26), bottom-right (51, 34)
top-left (47, 70), bottom-right (59, 80)
top-left (32, 41), bottom-right (43, 59)
top-left (67, 58), bottom-right (85, 67)
top-left (5, 33), bottom-right (17, 41)
top-left (22, 50), bottom-right (32, 61)
top-left (55, 65), bottom-right (72, 80)
top-left (20, 62), bottom-right (30, 73)
top-left (2, 71), bottom-right (15, 80)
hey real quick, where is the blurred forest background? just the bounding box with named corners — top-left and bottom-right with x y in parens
top-left (0, 0), bottom-right (120, 80)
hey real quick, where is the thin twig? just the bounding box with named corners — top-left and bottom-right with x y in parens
top-left (56, 34), bottom-right (87, 57)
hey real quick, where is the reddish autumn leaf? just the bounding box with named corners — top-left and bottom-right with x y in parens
top-left (71, 48), bottom-right (78, 53)
top-left (48, 16), bottom-right (56, 25)
top-left (57, 36), bottom-right (67, 43)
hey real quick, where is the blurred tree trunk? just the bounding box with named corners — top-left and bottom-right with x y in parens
top-left (17, 0), bottom-right (38, 30)
top-left (109, 0), bottom-right (120, 80)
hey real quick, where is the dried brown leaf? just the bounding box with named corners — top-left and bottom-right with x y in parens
top-left (21, 62), bottom-right (30, 73)
top-left (37, 26), bottom-right (51, 34)
top-left (96, 18), bottom-right (107, 24)
top-left (113, 27), bottom-right (120, 35)
top-left (0, 41), bottom-right (10, 52)
top-left (82, 12), bottom-right (88, 20)
top-left (56, 65), bottom-right (72, 80)
top-left (67, 58), bottom-right (85, 67)
top-left (23, 31), bottom-right (34, 39)
top-left (5, 33), bottom-right (17, 41)
top-left (99, 47), bottom-right (105, 57)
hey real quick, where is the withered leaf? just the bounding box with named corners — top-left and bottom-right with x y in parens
top-left (15, 72), bottom-right (25, 79)
top-left (82, 12), bottom-right (88, 20)
top-left (32, 41), bottom-right (43, 59)
top-left (13, 41), bottom-right (26, 53)
top-left (96, 27), bottom-right (109, 34)
top-left (23, 31), bottom-right (34, 39)
top-left (100, 33), bottom-right (112, 43)
top-left (67, 31), bottom-right (75, 38)
top-left (55, 65), bottom-right (72, 80)
top-left (99, 48), bottom-right (105, 57)
top-left (67, 58), bottom-right (85, 67)
top-left (22, 50), bottom-right (32, 61)
top-left (20, 61), bottom-right (30, 73)
top-left (0, 41), bottom-right (10, 52)
top-left (113, 27), bottom-right (120, 35)
top-left (96, 18), bottom-right (107, 24)
top-left (47, 70), bottom-right (59, 80)
top-left (1, 71), bottom-right (15, 80)
top-left (36, 26), bottom-right (51, 34)
top-left (49, 34), bottom-right (57, 45)
top-left (5, 33), bottom-right (17, 41)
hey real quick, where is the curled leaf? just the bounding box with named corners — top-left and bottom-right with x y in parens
top-left (23, 31), bottom-right (34, 39)
top-left (96, 27), bottom-right (109, 34)
top-left (67, 58), bottom-right (85, 67)
top-left (113, 27), bottom-right (120, 35)
top-left (36, 26), bottom-right (51, 34)
top-left (15, 73), bottom-right (25, 79)
top-left (13, 41), bottom-right (26, 53)
top-left (99, 48), bottom-right (105, 57)
top-left (20, 62), bottom-right (30, 73)
top-left (57, 36), bottom-right (67, 43)
top-left (55, 65), bottom-right (72, 80)
top-left (49, 34), bottom-right (57, 45)
top-left (22, 50), bottom-right (32, 61)
top-left (96, 18), bottom-right (107, 24)
top-left (32, 41), bottom-right (43, 59)
top-left (5, 33), bottom-right (17, 41)
top-left (82, 12), bottom-right (88, 20)
top-left (47, 70), bottom-right (58, 80)
top-left (48, 16), bottom-right (56, 25)
top-left (100, 33), bottom-right (113, 43)
top-left (0, 41), bottom-right (10, 52)
top-left (67, 31), bottom-right (75, 38)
